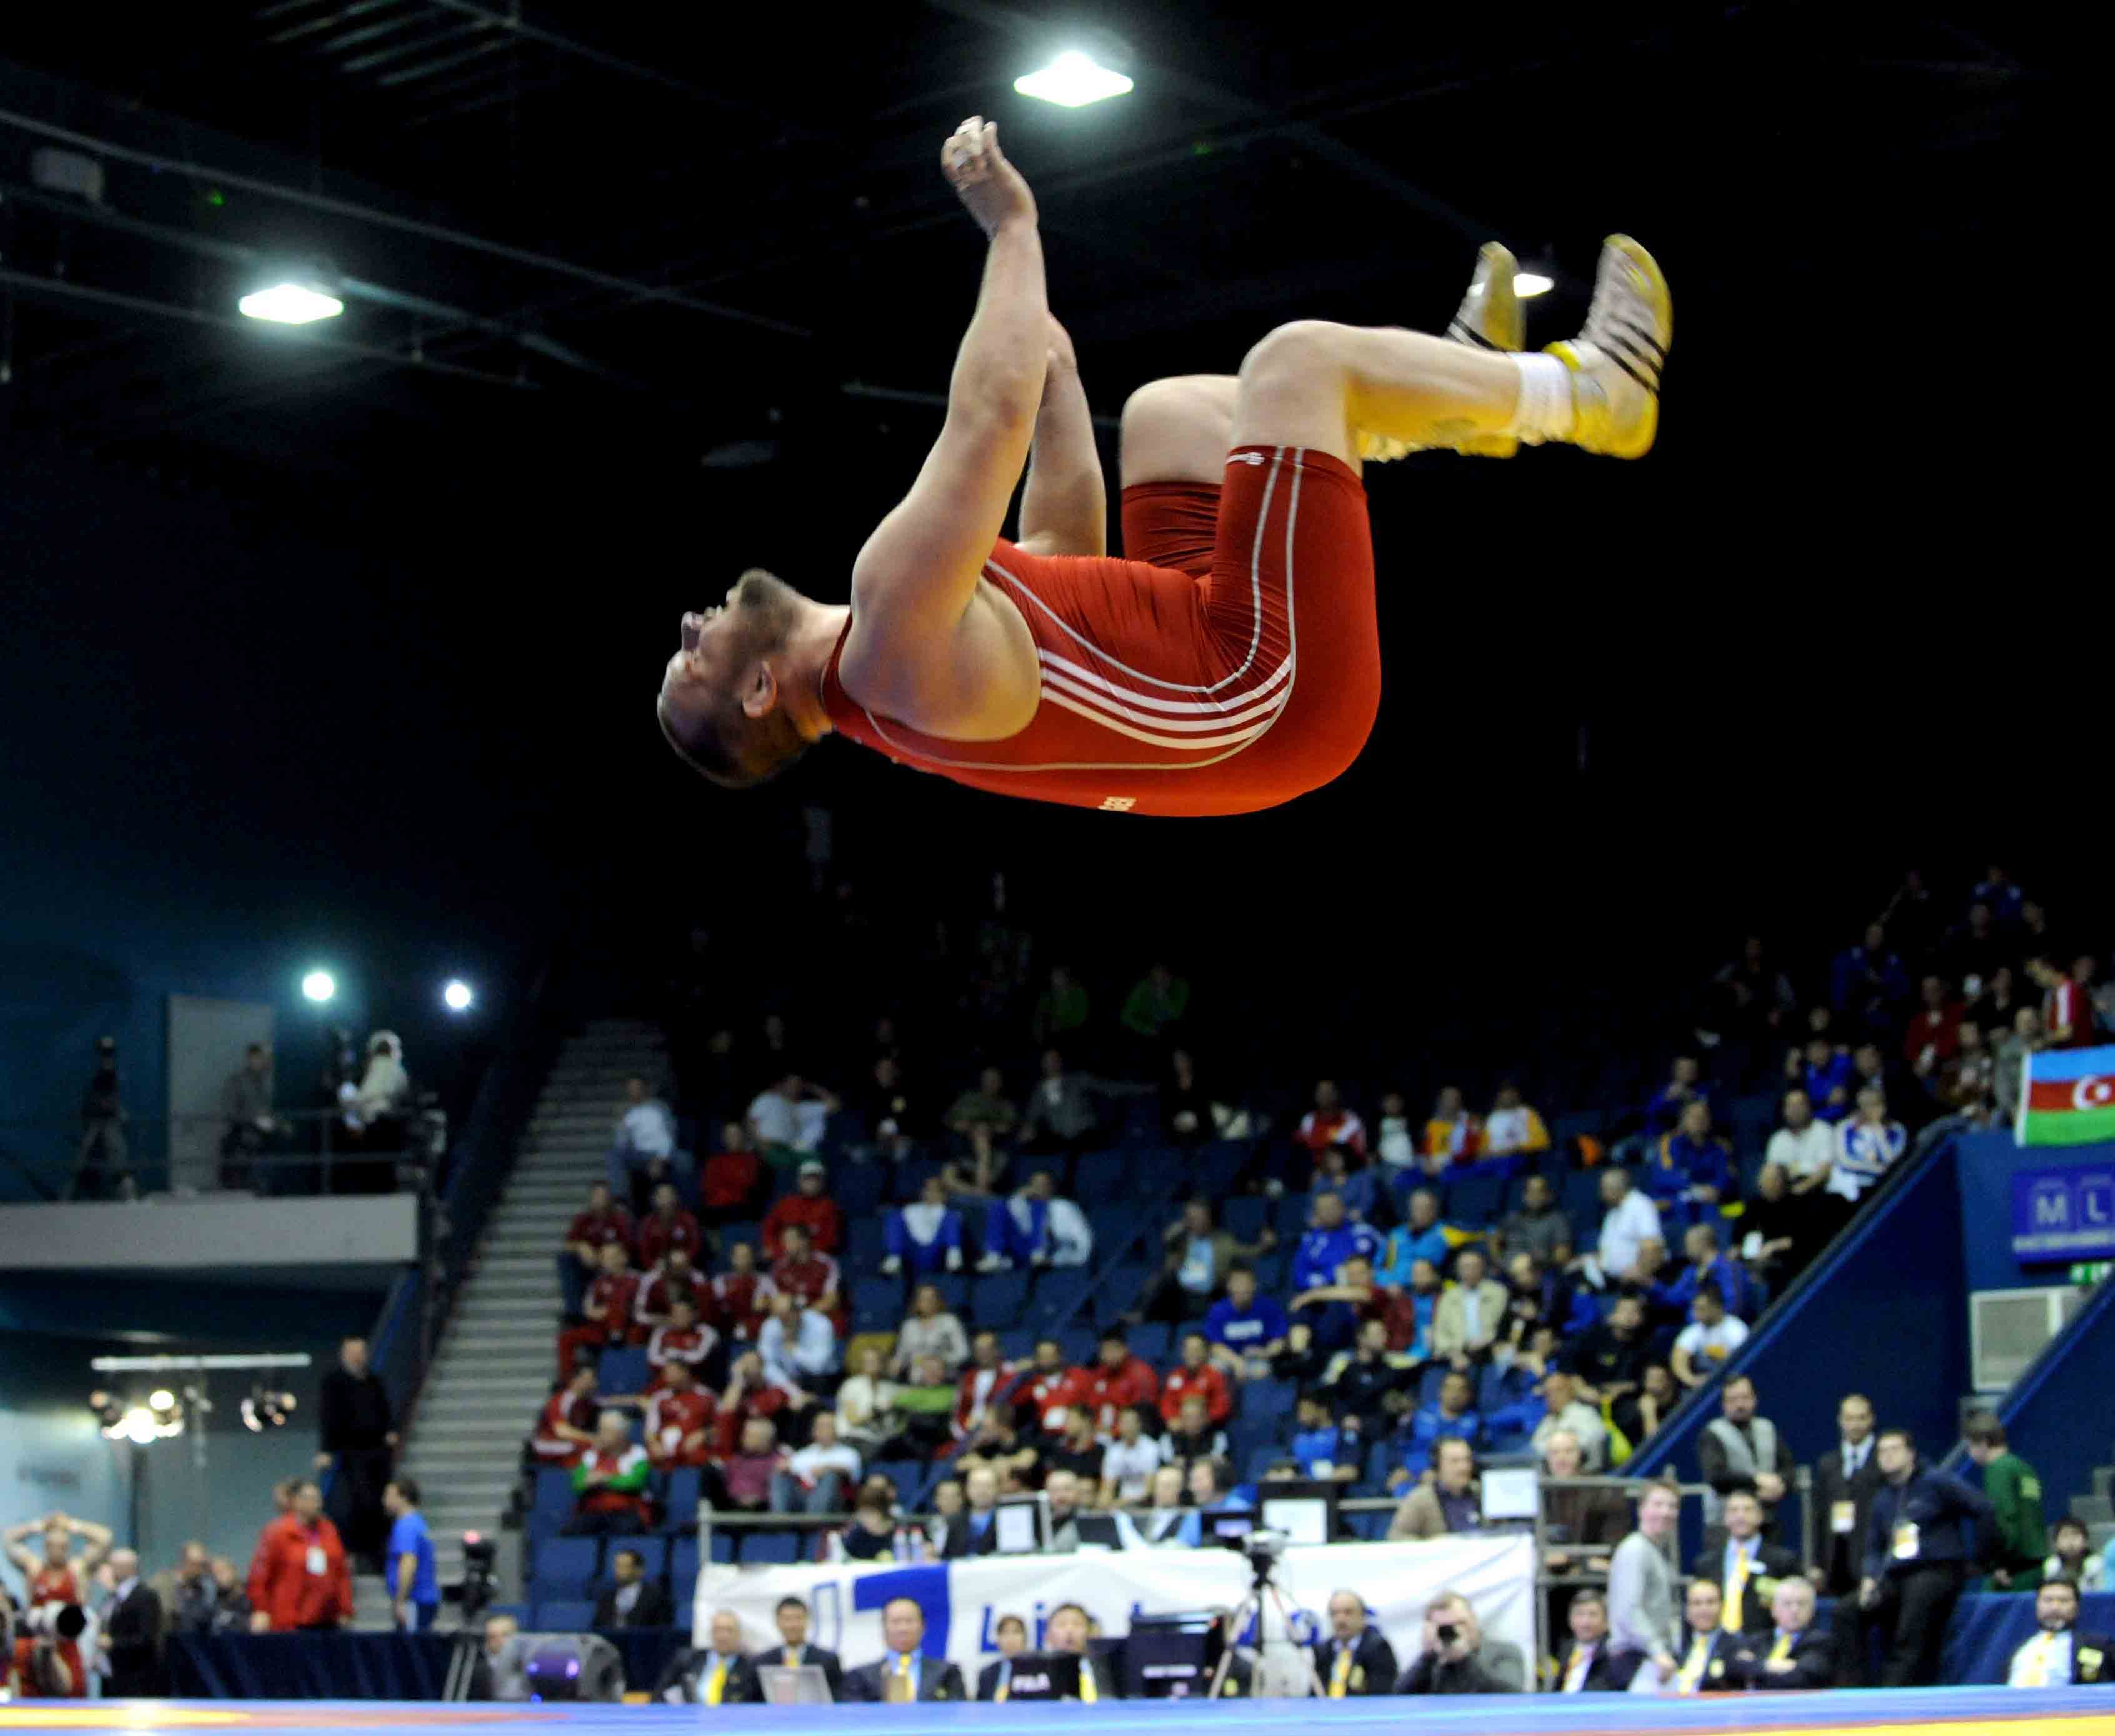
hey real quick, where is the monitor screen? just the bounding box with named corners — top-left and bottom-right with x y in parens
top-left (1206, 1509), bottom-right (1256, 1545)
top-left (991, 1652), bottom-right (1081, 1701)
top-left (994, 1499), bottom-right (1042, 1554)
top-left (1260, 1494), bottom-right (1329, 1545)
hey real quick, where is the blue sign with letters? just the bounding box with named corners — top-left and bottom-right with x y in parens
top-left (2011, 1164), bottom-right (2115, 1259)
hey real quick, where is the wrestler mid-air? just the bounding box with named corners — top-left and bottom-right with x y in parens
top-left (660, 117), bottom-right (1671, 817)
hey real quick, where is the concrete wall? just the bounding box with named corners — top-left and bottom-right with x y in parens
top-left (0, 1194), bottom-right (417, 1272)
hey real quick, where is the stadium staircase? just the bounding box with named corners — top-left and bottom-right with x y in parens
top-left (352, 1017), bottom-right (668, 1629)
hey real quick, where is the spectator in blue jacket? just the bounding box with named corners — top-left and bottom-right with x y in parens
top-left (1659, 1223), bottom-right (1754, 1322)
top-left (1292, 1192), bottom-right (1384, 1293)
top-left (1831, 925), bottom-right (1912, 1039)
top-left (1388, 1370), bottom-right (1483, 1490)
top-left (883, 1174), bottom-right (964, 1277)
top-left (1378, 1189), bottom-right (1455, 1282)
top-left (1204, 1266), bottom-right (1291, 1379)
top-left (1639, 1055), bottom-right (1711, 1142)
top-left (1646, 1101), bottom-right (1736, 1228)
top-left (1789, 1035), bottom-right (1857, 1123)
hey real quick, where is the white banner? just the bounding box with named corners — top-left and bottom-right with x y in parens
top-left (692, 1534), bottom-right (1534, 1692)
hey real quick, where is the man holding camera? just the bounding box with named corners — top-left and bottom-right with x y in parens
top-left (1394, 1592), bottom-right (1512, 1694)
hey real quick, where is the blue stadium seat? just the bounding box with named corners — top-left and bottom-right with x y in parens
top-left (1126, 1321), bottom-right (1172, 1364)
top-left (1415, 1364), bottom-right (1449, 1405)
top-left (931, 1272), bottom-right (972, 1314)
top-left (539, 1599), bottom-right (594, 1632)
top-left (1551, 1111), bottom-right (1601, 1148)
top-left (668, 1535), bottom-right (699, 1590)
top-left (853, 1275), bottom-right (905, 1333)
top-left (1479, 1362), bottom-right (1534, 1414)
top-left (1057, 1327), bottom-right (1097, 1367)
top-left (1730, 1092), bottom-right (1781, 1159)
top-left (532, 1535), bottom-right (602, 1599)
top-left (1118, 1099), bottom-right (1162, 1144)
top-left (532, 1467), bottom-right (576, 1528)
top-left (1246, 1443), bottom-right (1290, 1482)
top-left (672, 1601), bottom-right (695, 1633)
top-left (848, 1218), bottom-right (888, 1270)
top-left (971, 1270), bottom-right (1030, 1330)
top-left (1093, 1265), bottom-right (1153, 1324)
top-left (599, 1347), bottom-right (650, 1395)
top-left (706, 1531), bottom-right (736, 1565)
top-left (1485, 1431), bottom-right (1533, 1459)
top-left (998, 1327), bottom-right (1038, 1362)
top-left (1344, 1508), bottom-right (1392, 1542)
top-left (1561, 1168), bottom-right (1603, 1226)
top-left (1363, 1437), bottom-right (1397, 1487)
top-left (742, 1530), bottom-right (802, 1566)
top-left (1223, 1197), bottom-right (1268, 1241)
top-left (1251, 1251), bottom-right (1286, 1292)
top-left (1272, 1192), bottom-right (1312, 1239)
top-left (1074, 1150), bottom-right (1129, 1202)
top-left (1086, 1206), bottom-right (1141, 1252)
top-left (616, 1535), bottom-right (669, 1580)
top-left (893, 1157), bottom-right (942, 1204)
top-left (1196, 1141), bottom-right (1248, 1197)
top-left (1026, 1270), bottom-right (1092, 1332)
top-left (871, 1459), bottom-right (922, 1506)
top-left (659, 1472), bottom-right (702, 1522)
top-left (834, 1160), bottom-right (886, 1219)
top-left (721, 1219), bottom-right (764, 1253)
top-left (1238, 1377), bottom-right (1292, 1424)
top-left (1444, 1171), bottom-right (1506, 1227)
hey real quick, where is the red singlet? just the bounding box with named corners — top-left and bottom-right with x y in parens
top-left (820, 445), bottom-right (1379, 817)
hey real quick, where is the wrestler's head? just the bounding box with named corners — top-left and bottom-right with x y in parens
top-left (658, 569), bottom-right (812, 788)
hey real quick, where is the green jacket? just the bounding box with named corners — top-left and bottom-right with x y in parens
top-left (572, 1444), bottom-right (650, 1496)
top-left (1984, 1450), bottom-right (2048, 1575)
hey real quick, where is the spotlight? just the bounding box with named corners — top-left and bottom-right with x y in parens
top-left (302, 969), bottom-right (337, 1004)
top-left (149, 1389), bottom-right (176, 1413)
top-left (241, 1386), bottom-right (296, 1432)
top-left (1515, 273), bottom-right (1555, 298)
top-left (442, 979), bottom-right (474, 1014)
top-left (239, 281), bottom-right (344, 325)
top-left (1014, 50), bottom-right (1133, 107)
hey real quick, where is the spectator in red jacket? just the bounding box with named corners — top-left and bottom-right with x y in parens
top-left (246, 1480), bottom-right (351, 1632)
top-left (531, 1364), bottom-right (601, 1468)
top-left (951, 1331), bottom-right (1018, 1452)
top-left (634, 1249), bottom-right (702, 1340)
top-left (646, 1295), bottom-right (717, 1389)
top-left (699, 1122), bottom-right (767, 1225)
top-left (1901, 975), bottom-right (1966, 1072)
top-left (565, 1182), bottom-right (634, 1270)
top-left (1086, 1329), bottom-right (1160, 1435)
top-left (709, 1242), bottom-right (770, 1342)
top-left (1159, 1329), bottom-right (1232, 1427)
top-left (1012, 1338), bottom-right (1091, 1439)
top-left (762, 1160), bottom-right (846, 1259)
top-left (769, 1225), bottom-right (844, 1332)
top-left (643, 1360), bottom-right (718, 1469)
top-left (1295, 1079), bottom-right (1368, 1162)
top-left (636, 1183), bottom-right (704, 1273)
top-left (558, 1242), bottom-right (639, 1377)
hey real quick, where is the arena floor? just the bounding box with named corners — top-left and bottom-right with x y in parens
top-left (1, 1690), bottom-right (2112, 1735)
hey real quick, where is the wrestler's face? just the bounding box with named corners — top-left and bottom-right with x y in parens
top-left (662, 569), bottom-right (801, 722)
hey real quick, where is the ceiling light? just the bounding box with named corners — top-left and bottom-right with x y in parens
top-left (442, 979), bottom-right (474, 1013)
top-left (239, 282), bottom-right (345, 325)
top-left (1015, 50), bottom-right (1133, 108)
top-left (1515, 272), bottom-right (1555, 298)
top-left (302, 969), bottom-right (337, 1004)
top-left (149, 1389), bottom-right (176, 1412)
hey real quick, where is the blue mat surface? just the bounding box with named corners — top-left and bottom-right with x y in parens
top-left (2, 1687), bottom-right (2111, 1734)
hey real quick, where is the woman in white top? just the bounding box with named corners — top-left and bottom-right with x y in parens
top-left (834, 1343), bottom-right (899, 1455)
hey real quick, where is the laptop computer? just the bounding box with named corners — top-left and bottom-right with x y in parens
top-left (756, 1664), bottom-right (833, 1704)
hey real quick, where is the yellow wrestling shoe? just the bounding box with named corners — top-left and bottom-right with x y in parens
top-left (1544, 234), bottom-right (1671, 459)
top-left (1360, 241), bottom-right (1526, 462)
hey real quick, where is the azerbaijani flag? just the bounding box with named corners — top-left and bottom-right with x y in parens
top-left (2017, 1044), bottom-right (2115, 1147)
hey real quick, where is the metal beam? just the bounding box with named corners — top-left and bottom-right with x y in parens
top-left (0, 104), bottom-right (813, 337)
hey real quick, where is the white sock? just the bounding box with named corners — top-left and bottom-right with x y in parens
top-left (1502, 354), bottom-right (1575, 445)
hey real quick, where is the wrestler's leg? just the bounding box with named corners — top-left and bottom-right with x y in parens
top-left (1119, 374), bottom-right (1237, 488)
top-left (1233, 236), bottom-right (1671, 469)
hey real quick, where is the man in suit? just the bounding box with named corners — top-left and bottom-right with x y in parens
top-left (1663, 1580), bottom-right (1739, 1695)
top-left (1548, 1590), bottom-right (1641, 1693)
top-left (1726, 1579), bottom-right (1833, 1690)
top-left (1046, 1603), bottom-right (1121, 1700)
top-left (844, 1597), bottom-right (965, 1702)
top-left (2008, 1578), bottom-right (2111, 1686)
top-left (656, 1607), bottom-right (761, 1706)
top-left (976, 1614), bottom-right (1031, 1699)
top-left (1812, 1392), bottom-right (1885, 1684)
top-left (99, 1549), bottom-right (166, 1698)
top-left (1431, 1249), bottom-right (1508, 1370)
top-left (1312, 1588), bottom-right (1398, 1697)
top-left (591, 1547), bottom-right (674, 1630)
top-left (751, 1595), bottom-right (844, 1700)
top-left (943, 1466), bottom-right (1004, 1559)
top-left (1691, 1492), bottom-right (1801, 1639)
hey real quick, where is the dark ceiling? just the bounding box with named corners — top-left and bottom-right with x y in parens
top-left (0, 2), bottom-right (2051, 491)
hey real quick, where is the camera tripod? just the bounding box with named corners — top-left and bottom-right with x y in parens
top-left (1207, 1552), bottom-right (1328, 1700)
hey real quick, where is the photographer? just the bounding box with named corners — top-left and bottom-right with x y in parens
top-left (1394, 1592), bottom-right (1510, 1695)
top-left (13, 1600), bottom-right (91, 1697)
